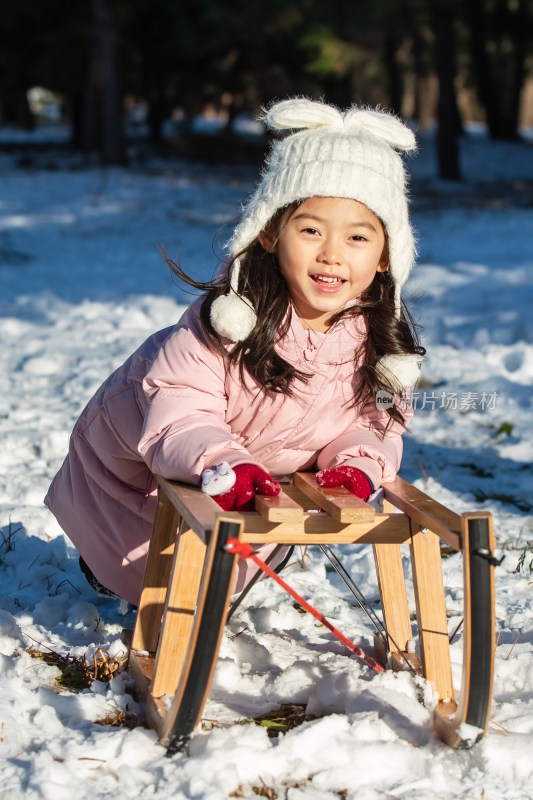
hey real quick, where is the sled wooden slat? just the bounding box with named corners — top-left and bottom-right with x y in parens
top-left (157, 477), bottom-right (223, 543)
top-left (381, 476), bottom-right (462, 551)
top-left (294, 471), bottom-right (376, 523)
top-left (255, 490), bottom-right (304, 522)
top-left (282, 483), bottom-right (327, 510)
top-left (157, 481), bottom-right (409, 543)
top-left (239, 512), bottom-right (412, 543)
top-left (128, 471), bottom-right (496, 753)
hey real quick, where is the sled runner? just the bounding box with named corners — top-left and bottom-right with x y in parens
top-left (128, 473), bottom-right (496, 752)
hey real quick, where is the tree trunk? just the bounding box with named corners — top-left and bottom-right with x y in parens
top-left (431, 0), bottom-right (461, 179)
top-left (384, 30), bottom-right (404, 116)
top-left (402, 0), bottom-right (427, 124)
top-left (81, 0), bottom-right (124, 164)
top-left (466, 0), bottom-right (528, 140)
top-left (411, 25), bottom-right (424, 123)
top-left (467, 0), bottom-right (500, 137)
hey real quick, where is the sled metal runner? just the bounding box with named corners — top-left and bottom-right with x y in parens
top-left (128, 472), bottom-right (496, 752)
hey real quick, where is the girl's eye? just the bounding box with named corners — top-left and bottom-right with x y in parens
top-left (350, 235), bottom-right (367, 242)
top-left (302, 227), bottom-right (319, 235)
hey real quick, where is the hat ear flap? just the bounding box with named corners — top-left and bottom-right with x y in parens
top-left (210, 258), bottom-right (258, 342)
top-left (376, 353), bottom-right (422, 389)
top-left (210, 293), bottom-right (257, 341)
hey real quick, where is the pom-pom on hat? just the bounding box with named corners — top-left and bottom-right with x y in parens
top-left (210, 98), bottom-right (419, 384)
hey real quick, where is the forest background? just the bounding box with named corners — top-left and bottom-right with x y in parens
top-left (1, 0), bottom-right (532, 177)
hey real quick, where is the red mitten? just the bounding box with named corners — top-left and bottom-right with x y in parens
top-left (214, 464), bottom-right (280, 511)
top-left (316, 466), bottom-right (374, 501)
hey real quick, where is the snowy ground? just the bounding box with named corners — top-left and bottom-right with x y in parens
top-left (1, 126), bottom-right (533, 799)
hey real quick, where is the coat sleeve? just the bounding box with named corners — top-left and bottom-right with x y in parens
top-left (137, 322), bottom-right (259, 483)
top-left (315, 394), bottom-right (413, 489)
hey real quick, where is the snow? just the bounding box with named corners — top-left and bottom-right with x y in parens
top-left (1, 125), bottom-right (533, 799)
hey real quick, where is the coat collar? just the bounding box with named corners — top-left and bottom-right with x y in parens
top-left (276, 304), bottom-right (366, 367)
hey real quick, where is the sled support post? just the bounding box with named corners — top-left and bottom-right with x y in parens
top-left (372, 496), bottom-right (413, 662)
top-left (410, 525), bottom-right (454, 701)
top-left (131, 484), bottom-right (179, 653)
top-left (151, 522), bottom-right (207, 698)
top-left (127, 473), bottom-right (496, 751)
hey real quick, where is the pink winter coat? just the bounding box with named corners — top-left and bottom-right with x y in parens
top-left (45, 298), bottom-right (409, 605)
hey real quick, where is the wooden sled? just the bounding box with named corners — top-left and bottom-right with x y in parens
top-left (128, 472), bottom-right (496, 753)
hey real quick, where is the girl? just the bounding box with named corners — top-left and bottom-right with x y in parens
top-left (45, 98), bottom-right (424, 606)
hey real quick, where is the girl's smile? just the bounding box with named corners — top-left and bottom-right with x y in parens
top-left (260, 196), bottom-right (387, 332)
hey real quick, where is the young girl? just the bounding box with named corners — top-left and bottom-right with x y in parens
top-left (45, 98), bottom-right (424, 606)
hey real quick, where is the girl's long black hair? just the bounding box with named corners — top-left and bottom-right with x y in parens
top-left (163, 204), bottom-right (425, 428)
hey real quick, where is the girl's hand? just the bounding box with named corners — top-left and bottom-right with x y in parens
top-left (316, 465), bottom-right (374, 501)
top-left (201, 462), bottom-right (237, 496)
top-left (202, 463), bottom-right (280, 511)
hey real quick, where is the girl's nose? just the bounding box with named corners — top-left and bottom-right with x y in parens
top-left (318, 245), bottom-right (342, 266)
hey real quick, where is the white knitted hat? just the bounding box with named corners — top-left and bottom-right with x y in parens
top-left (211, 98), bottom-right (421, 387)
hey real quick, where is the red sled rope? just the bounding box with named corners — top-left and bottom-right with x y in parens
top-left (224, 538), bottom-right (384, 673)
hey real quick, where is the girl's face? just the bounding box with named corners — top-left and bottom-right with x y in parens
top-left (260, 196), bottom-right (387, 332)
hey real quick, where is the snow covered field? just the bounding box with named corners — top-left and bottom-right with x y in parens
top-left (1, 127), bottom-right (532, 799)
